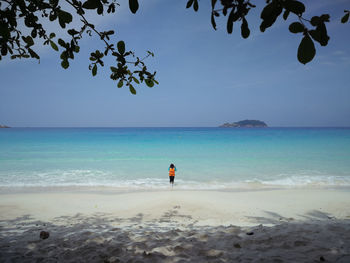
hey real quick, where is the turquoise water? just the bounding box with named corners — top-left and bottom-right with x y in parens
top-left (1, 128), bottom-right (350, 189)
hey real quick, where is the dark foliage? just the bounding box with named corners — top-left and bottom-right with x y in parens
top-left (0, 0), bottom-right (348, 94)
top-left (0, 0), bottom-right (157, 94)
top-left (187, 0), bottom-right (343, 65)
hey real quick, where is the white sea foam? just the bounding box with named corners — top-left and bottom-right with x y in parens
top-left (246, 176), bottom-right (350, 187)
top-left (1, 169), bottom-right (350, 191)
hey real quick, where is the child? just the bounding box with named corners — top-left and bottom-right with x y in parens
top-left (169, 163), bottom-right (177, 186)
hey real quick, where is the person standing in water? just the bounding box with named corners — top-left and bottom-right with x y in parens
top-left (169, 163), bottom-right (176, 186)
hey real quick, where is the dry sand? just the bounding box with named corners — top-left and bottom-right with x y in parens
top-left (1, 188), bottom-right (350, 262)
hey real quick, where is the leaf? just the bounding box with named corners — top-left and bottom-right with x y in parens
top-left (284, 0), bottom-right (305, 15)
top-left (320, 14), bottom-right (330, 22)
top-left (62, 11), bottom-right (73, 23)
top-left (82, 0), bottom-right (100, 9)
top-left (110, 66), bottom-right (118, 72)
top-left (22, 36), bottom-right (34, 47)
top-left (211, 13), bottom-right (217, 30)
top-left (227, 9), bottom-right (234, 34)
top-left (193, 0), bottom-right (198, 12)
top-left (129, 84), bottom-right (136, 94)
top-left (58, 38), bottom-right (65, 47)
top-left (31, 29), bottom-right (37, 38)
top-left (241, 18), bottom-right (250, 39)
top-left (61, 60), bottom-right (69, 69)
top-left (28, 48), bottom-right (39, 59)
top-left (145, 79), bottom-right (154, 88)
top-left (60, 51), bottom-right (68, 60)
top-left (186, 0), bottom-right (194, 9)
top-left (309, 29), bottom-right (320, 43)
top-left (97, 3), bottom-right (103, 15)
top-left (283, 10), bottom-right (290, 20)
top-left (117, 41), bottom-right (125, 54)
top-left (107, 3), bottom-right (115, 13)
top-left (58, 11), bottom-right (73, 28)
top-left (317, 23), bottom-right (329, 46)
top-left (68, 29), bottom-right (79, 36)
top-left (260, 3), bottom-right (274, 20)
top-left (129, 0), bottom-right (139, 14)
top-left (310, 16), bottom-right (320, 26)
top-left (74, 46), bottom-right (80, 53)
top-left (260, 3), bottom-right (282, 32)
top-left (297, 34), bottom-right (315, 65)
top-left (117, 80), bottom-right (123, 88)
top-left (289, 22), bottom-right (304, 33)
top-left (153, 79), bottom-right (159, 85)
top-left (49, 33), bottom-right (56, 39)
top-left (132, 77), bottom-right (140, 84)
top-left (92, 64), bottom-right (97, 76)
top-left (341, 12), bottom-right (349, 23)
top-left (50, 40), bottom-right (58, 51)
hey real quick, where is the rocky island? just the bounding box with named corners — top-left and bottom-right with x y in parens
top-left (0, 125), bottom-right (10, 128)
top-left (219, 120), bottom-right (267, 128)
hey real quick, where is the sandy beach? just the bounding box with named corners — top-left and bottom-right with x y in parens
top-left (1, 188), bottom-right (350, 262)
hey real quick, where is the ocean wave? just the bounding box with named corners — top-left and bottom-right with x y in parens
top-left (247, 175), bottom-right (350, 187)
top-left (1, 169), bottom-right (350, 190)
top-left (0, 173), bottom-right (224, 190)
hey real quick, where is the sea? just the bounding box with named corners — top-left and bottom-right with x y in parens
top-left (1, 127), bottom-right (350, 191)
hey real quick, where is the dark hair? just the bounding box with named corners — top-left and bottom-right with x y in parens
top-left (170, 163), bottom-right (175, 168)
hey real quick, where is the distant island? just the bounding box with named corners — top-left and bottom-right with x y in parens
top-left (0, 125), bottom-right (10, 128)
top-left (219, 120), bottom-right (267, 128)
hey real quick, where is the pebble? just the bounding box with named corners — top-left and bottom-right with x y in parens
top-left (40, 231), bottom-right (50, 239)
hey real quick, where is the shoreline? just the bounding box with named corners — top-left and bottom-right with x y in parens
top-left (1, 183), bottom-right (350, 195)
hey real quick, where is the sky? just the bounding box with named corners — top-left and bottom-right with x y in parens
top-left (0, 0), bottom-right (350, 127)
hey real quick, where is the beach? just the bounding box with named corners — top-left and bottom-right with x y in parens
top-left (1, 0), bottom-right (350, 260)
top-left (1, 188), bottom-right (350, 262)
top-left (1, 127), bottom-right (350, 261)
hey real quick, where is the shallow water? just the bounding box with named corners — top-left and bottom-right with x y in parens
top-left (1, 127), bottom-right (350, 190)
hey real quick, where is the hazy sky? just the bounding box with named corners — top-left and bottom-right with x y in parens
top-left (0, 0), bottom-right (349, 127)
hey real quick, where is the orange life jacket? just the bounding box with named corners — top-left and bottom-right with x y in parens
top-left (169, 168), bottom-right (175, 177)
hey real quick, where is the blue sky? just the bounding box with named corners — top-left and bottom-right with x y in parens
top-left (0, 0), bottom-right (349, 127)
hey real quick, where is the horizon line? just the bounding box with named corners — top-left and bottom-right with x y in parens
top-left (2, 126), bottom-right (350, 128)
